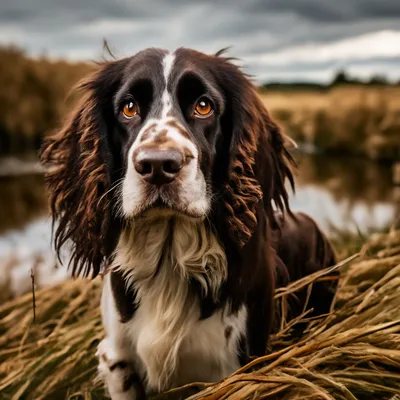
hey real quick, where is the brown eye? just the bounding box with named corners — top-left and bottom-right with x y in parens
top-left (194, 97), bottom-right (213, 117)
top-left (122, 101), bottom-right (138, 119)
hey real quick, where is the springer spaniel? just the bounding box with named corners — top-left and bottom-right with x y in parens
top-left (40, 48), bottom-right (336, 399)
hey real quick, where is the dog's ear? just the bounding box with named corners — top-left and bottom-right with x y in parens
top-left (40, 61), bottom-right (124, 278)
top-left (219, 63), bottom-right (295, 246)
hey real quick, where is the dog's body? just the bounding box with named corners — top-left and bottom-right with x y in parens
top-left (40, 48), bottom-right (337, 399)
top-left (100, 218), bottom-right (244, 397)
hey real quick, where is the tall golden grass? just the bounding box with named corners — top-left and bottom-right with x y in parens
top-left (0, 229), bottom-right (399, 399)
top-left (0, 46), bottom-right (91, 153)
top-left (261, 86), bottom-right (400, 161)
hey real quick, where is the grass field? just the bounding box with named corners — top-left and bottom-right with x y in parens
top-left (261, 85), bottom-right (400, 161)
top-left (0, 228), bottom-right (399, 399)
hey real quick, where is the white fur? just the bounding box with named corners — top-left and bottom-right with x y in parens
top-left (98, 216), bottom-right (248, 397)
top-left (121, 51), bottom-right (210, 219)
top-left (161, 52), bottom-right (175, 118)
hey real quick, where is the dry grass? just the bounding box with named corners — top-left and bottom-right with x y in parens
top-left (0, 229), bottom-right (399, 400)
top-left (0, 46), bottom-right (92, 153)
top-left (261, 85), bottom-right (400, 161)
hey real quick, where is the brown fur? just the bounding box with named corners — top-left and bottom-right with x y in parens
top-left (40, 65), bottom-right (121, 277)
top-left (272, 212), bottom-right (337, 329)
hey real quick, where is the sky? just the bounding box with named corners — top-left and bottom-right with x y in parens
top-left (0, 0), bottom-right (400, 83)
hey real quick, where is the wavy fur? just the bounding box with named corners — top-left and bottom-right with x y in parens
top-left (40, 65), bottom-right (121, 277)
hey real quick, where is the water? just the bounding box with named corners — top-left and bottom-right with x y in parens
top-left (289, 153), bottom-right (397, 233)
top-left (0, 154), bottom-right (397, 295)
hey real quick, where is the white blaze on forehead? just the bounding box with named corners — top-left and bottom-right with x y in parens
top-left (161, 52), bottom-right (175, 119)
top-left (163, 52), bottom-right (175, 82)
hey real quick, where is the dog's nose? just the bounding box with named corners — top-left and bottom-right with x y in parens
top-left (134, 149), bottom-right (184, 185)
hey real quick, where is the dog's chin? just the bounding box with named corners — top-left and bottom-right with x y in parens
top-left (143, 208), bottom-right (203, 221)
top-left (132, 201), bottom-right (206, 221)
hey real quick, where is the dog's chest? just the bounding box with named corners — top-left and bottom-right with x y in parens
top-left (127, 294), bottom-right (247, 390)
top-left (102, 273), bottom-right (247, 392)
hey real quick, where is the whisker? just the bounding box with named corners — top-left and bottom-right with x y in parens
top-left (99, 178), bottom-right (124, 204)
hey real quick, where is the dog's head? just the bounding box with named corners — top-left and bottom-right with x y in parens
top-left (40, 48), bottom-right (294, 277)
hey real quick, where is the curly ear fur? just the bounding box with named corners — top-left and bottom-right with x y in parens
top-left (221, 63), bottom-right (295, 245)
top-left (265, 115), bottom-right (296, 229)
top-left (223, 105), bottom-right (263, 247)
top-left (40, 63), bottom-right (123, 278)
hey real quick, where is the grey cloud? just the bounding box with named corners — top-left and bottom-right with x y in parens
top-left (249, 0), bottom-right (350, 23)
top-left (0, 0), bottom-right (127, 24)
top-left (249, 0), bottom-right (400, 22)
top-left (356, 0), bottom-right (400, 18)
top-left (0, 0), bottom-right (399, 82)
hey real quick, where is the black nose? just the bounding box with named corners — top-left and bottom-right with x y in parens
top-left (134, 149), bottom-right (184, 185)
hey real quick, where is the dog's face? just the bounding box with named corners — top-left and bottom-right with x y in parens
top-left (115, 49), bottom-right (225, 219)
top-left (40, 47), bottom-right (294, 277)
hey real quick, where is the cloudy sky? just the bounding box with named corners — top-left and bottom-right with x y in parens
top-left (1, 0), bottom-right (400, 83)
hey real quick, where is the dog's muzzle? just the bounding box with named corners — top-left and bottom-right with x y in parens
top-left (123, 117), bottom-right (208, 218)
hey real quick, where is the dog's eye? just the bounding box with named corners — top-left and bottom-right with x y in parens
top-left (122, 101), bottom-right (138, 119)
top-left (194, 97), bottom-right (213, 118)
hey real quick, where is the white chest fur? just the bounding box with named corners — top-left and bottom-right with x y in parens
top-left (101, 216), bottom-right (247, 393)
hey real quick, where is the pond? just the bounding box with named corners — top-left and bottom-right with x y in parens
top-left (0, 153), bottom-right (398, 296)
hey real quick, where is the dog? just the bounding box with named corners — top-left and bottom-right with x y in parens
top-left (40, 48), bottom-right (337, 399)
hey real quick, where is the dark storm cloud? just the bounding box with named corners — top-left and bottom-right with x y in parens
top-left (249, 0), bottom-right (400, 22)
top-left (249, 0), bottom-right (350, 22)
top-left (0, 0), bottom-right (399, 82)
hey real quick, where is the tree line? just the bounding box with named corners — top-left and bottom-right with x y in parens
top-left (262, 69), bottom-right (399, 91)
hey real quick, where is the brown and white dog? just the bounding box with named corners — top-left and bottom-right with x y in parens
top-left (40, 48), bottom-right (336, 399)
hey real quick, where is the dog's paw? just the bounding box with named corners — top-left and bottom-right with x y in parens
top-left (96, 338), bottom-right (145, 400)
top-left (96, 338), bottom-right (125, 376)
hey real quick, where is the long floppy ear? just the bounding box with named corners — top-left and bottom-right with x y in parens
top-left (40, 61), bottom-right (124, 278)
top-left (220, 63), bottom-right (295, 246)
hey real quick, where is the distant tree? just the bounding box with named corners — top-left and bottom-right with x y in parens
top-left (368, 74), bottom-right (389, 85)
top-left (331, 69), bottom-right (364, 86)
top-left (331, 69), bottom-right (351, 85)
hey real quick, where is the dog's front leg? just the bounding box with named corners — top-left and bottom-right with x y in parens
top-left (96, 338), bottom-right (145, 400)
